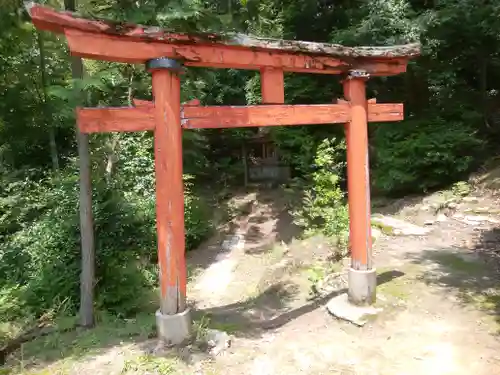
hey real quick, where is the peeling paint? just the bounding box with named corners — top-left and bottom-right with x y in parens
top-left (28, 4), bottom-right (421, 59)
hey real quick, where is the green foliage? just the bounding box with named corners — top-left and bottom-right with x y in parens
top-left (109, 133), bottom-right (213, 250)
top-left (332, 0), bottom-right (420, 46)
top-left (0, 168), bottom-right (155, 318)
top-left (122, 354), bottom-right (177, 374)
top-left (184, 175), bottom-right (213, 250)
top-left (0, 170), bottom-right (46, 239)
top-left (0, 162), bottom-right (211, 319)
top-left (292, 138), bottom-right (349, 248)
top-left (451, 181), bottom-right (471, 197)
top-left (0, 286), bottom-right (24, 322)
top-left (372, 118), bottom-right (485, 195)
top-left (270, 126), bottom-right (316, 176)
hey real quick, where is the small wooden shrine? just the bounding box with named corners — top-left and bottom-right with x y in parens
top-left (243, 128), bottom-right (290, 185)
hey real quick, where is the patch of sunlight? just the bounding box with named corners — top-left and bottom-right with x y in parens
top-left (208, 321), bottom-right (241, 335)
top-left (377, 278), bottom-right (411, 301)
top-left (121, 354), bottom-right (179, 375)
top-left (418, 342), bottom-right (459, 375)
top-left (376, 265), bottom-right (424, 304)
top-left (193, 313), bottom-right (241, 337)
top-left (6, 357), bottom-right (72, 375)
top-left (370, 220), bottom-right (395, 235)
top-left (459, 289), bottom-right (500, 311)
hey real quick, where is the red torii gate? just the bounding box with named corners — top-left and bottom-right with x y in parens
top-left (27, 4), bottom-right (420, 344)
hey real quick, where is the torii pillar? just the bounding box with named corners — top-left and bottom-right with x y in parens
top-left (343, 70), bottom-right (375, 305)
top-left (147, 57), bottom-right (190, 342)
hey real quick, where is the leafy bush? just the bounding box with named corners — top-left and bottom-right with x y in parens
top-left (372, 117), bottom-right (485, 195)
top-left (184, 175), bottom-right (213, 250)
top-left (113, 134), bottom-right (213, 251)
top-left (291, 138), bottom-right (349, 249)
top-left (0, 169), bottom-right (48, 240)
top-left (0, 170), bottom-right (156, 318)
top-left (0, 164), bottom-right (213, 319)
top-left (0, 286), bottom-right (25, 323)
top-left (270, 126), bottom-right (316, 176)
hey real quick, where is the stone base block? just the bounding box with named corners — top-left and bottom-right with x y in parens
top-left (326, 293), bottom-right (382, 326)
top-left (155, 308), bottom-right (191, 346)
top-left (348, 267), bottom-right (377, 305)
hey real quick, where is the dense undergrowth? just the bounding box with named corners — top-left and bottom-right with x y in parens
top-left (0, 165), bottom-right (212, 322)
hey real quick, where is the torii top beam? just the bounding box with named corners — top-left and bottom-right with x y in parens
top-left (26, 3), bottom-right (420, 76)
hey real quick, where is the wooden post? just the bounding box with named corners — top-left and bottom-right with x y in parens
top-left (343, 70), bottom-right (376, 305)
top-left (148, 58), bottom-right (187, 316)
top-left (64, 0), bottom-right (95, 329)
top-left (260, 68), bottom-right (285, 104)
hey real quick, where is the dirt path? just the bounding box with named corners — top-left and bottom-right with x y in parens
top-left (6, 188), bottom-right (500, 375)
top-left (189, 189), bottom-right (500, 375)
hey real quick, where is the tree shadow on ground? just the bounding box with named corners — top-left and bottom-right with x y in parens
top-left (243, 188), bottom-right (304, 253)
top-left (241, 188), bottom-right (303, 255)
top-left (371, 194), bottom-right (427, 216)
top-left (3, 313), bottom-right (157, 371)
top-left (186, 194), bottom-right (255, 279)
top-left (191, 269), bottom-right (404, 339)
top-left (4, 270), bottom-right (403, 371)
top-left (188, 187), bottom-right (303, 271)
top-left (406, 227), bottom-right (500, 329)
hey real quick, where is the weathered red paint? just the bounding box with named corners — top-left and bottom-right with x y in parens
top-left (261, 68), bottom-right (285, 104)
top-left (77, 102), bottom-right (403, 133)
top-left (62, 29), bottom-right (353, 73)
top-left (134, 98), bottom-right (200, 108)
top-left (183, 104), bottom-right (349, 128)
top-left (343, 76), bottom-right (372, 270)
top-left (27, 5), bottom-right (416, 76)
top-left (77, 106), bottom-right (155, 133)
top-left (150, 67), bottom-right (187, 314)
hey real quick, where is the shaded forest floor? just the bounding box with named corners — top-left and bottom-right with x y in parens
top-left (5, 176), bottom-right (500, 374)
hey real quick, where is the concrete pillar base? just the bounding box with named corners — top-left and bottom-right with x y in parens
top-left (348, 267), bottom-right (377, 305)
top-left (155, 308), bottom-right (191, 346)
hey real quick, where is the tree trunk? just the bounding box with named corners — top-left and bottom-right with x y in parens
top-left (105, 68), bottom-right (134, 184)
top-left (64, 0), bottom-right (95, 329)
top-left (479, 54), bottom-right (489, 129)
top-left (37, 31), bottom-right (59, 171)
top-left (242, 143), bottom-right (248, 187)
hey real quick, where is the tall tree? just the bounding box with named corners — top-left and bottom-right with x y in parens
top-left (36, 31), bottom-right (59, 171)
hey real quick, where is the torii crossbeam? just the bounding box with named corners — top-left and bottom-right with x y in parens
top-left (27, 3), bottom-right (420, 344)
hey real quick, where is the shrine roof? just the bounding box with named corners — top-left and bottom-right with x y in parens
top-left (26, 3), bottom-right (420, 75)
